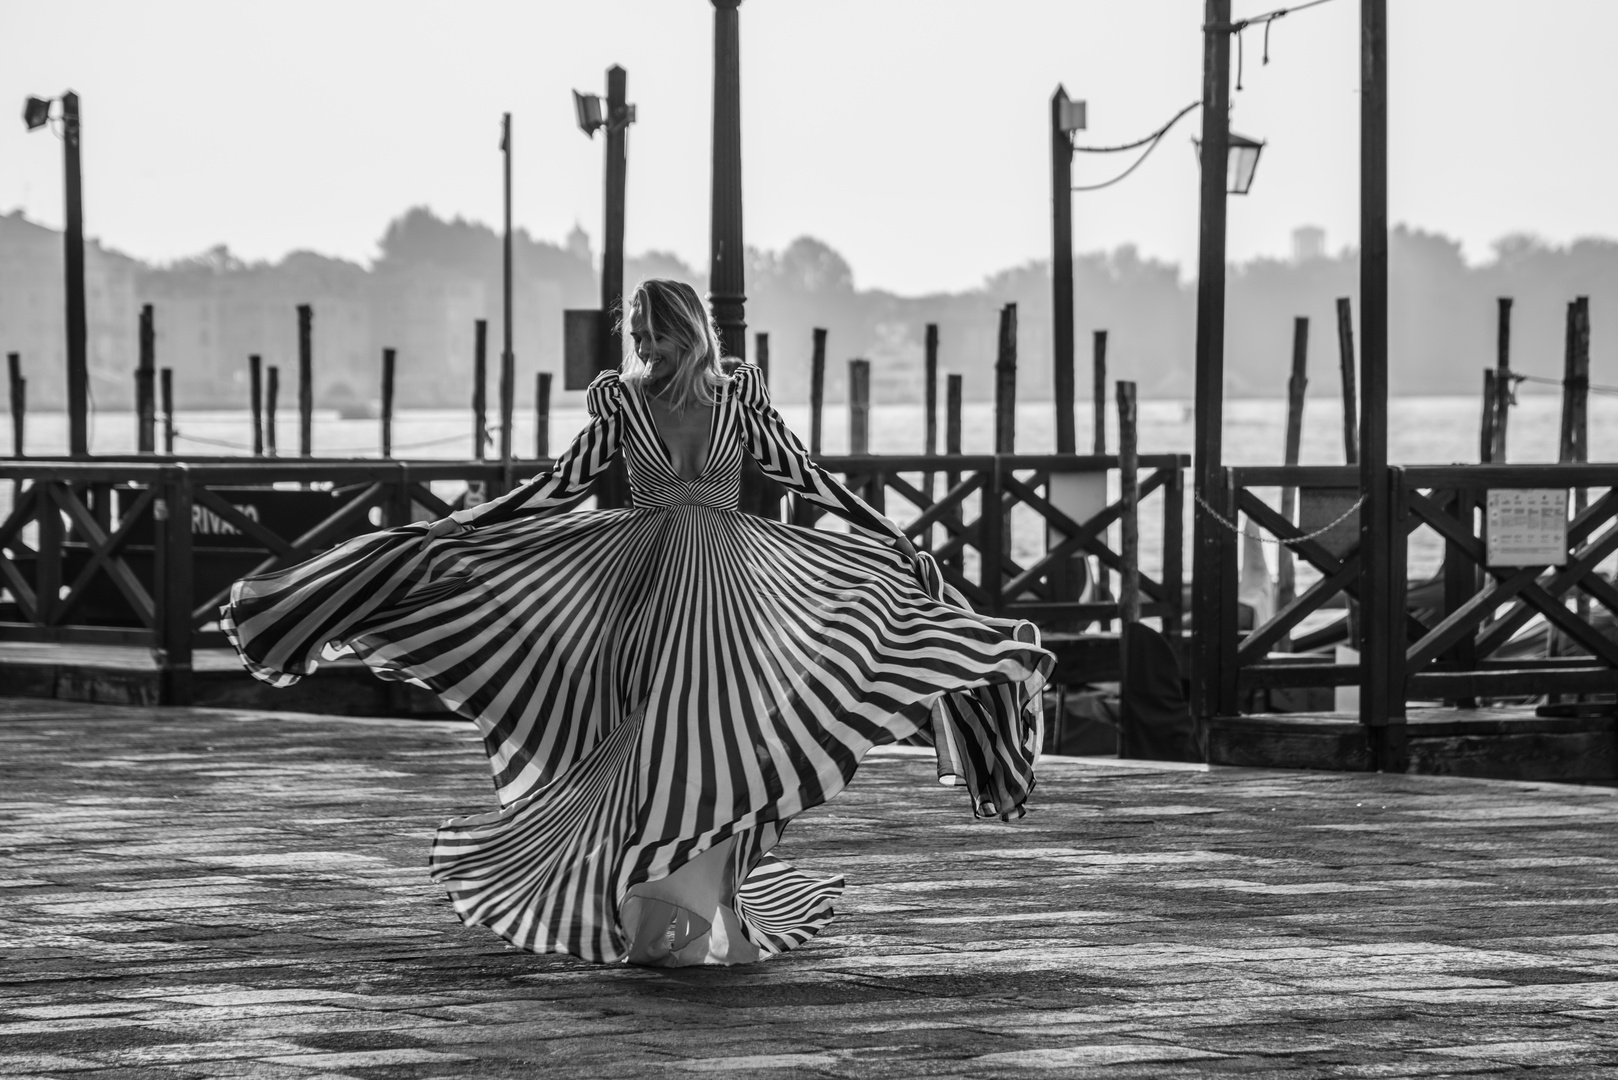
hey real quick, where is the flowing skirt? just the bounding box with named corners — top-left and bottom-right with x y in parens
top-left (223, 504), bottom-right (1051, 964)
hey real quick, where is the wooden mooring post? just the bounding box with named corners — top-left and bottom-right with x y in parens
top-left (1494, 297), bottom-right (1513, 461)
top-left (160, 368), bottom-right (175, 454)
top-left (1335, 297), bottom-right (1359, 465)
top-left (380, 348), bottom-right (396, 458)
top-left (809, 329), bottom-right (826, 456)
top-left (848, 359), bottom-right (871, 455)
top-left (297, 304), bottom-right (313, 458)
top-left (535, 371), bottom-right (552, 459)
top-left (1563, 298), bottom-right (1591, 628)
top-left (1092, 330), bottom-right (1108, 454)
top-left (994, 304), bottom-right (1018, 454)
top-left (924, 324), bottom-right (939, 458)
top-left (923, 323), bottom-right (939, 550)
top-left (248, 354), bottom-right (264, 456)
top-left (136, 305), bottom-right (156, 454)
top-left (1479, 370), bottom-right (1498, 464)
top-left (265, 366), bottom-right (279, 457)
top-left (1117, 380), bottom-right (1141, 626)
top-left (473, 319), bottom-right (488, 461)
top-left (945, 373), bottom-right (963, 575)
top-left (1278, 317), bottom-right (1308, 611)
top-left (7, 353), bottom-right (24, 458)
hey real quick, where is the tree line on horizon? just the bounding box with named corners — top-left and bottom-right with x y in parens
top-left (0, 206), bottom-right (1611, 411)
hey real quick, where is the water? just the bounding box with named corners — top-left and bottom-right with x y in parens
top-left (8, 392), bottom-right (1608, 585)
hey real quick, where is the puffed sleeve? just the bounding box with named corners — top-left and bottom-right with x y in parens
top-left (731, 363), bottom-right (907, 544)
top-left (450, 369), bottom-right (623, 528)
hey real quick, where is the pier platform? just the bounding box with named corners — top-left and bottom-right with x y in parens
top-left (1, 639), bottom-right (1612, 784)
top-left (3, 699), bottom-right (1617, 1076)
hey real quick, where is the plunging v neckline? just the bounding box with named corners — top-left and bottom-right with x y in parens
top-left (641, 389), bottom-right (719, 484)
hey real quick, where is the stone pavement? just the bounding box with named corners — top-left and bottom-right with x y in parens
top-left (3, 701), bottom-right (1618, 1079)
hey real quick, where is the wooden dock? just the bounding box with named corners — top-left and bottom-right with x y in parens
top-left (2, 639), bottom-right (1611, 784)
top-left (0, 641), bottom-right (446, 717)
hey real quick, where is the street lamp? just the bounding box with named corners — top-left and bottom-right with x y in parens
top-left (1193, 129), bottom-right (1266, 194)
top-left (21, 91), bottom-right (88, 457)
top-left (564, 67), bottom-right (635, 392)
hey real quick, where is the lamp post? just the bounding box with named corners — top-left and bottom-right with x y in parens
top-left (22, 92), bottom-right (88, 457)
top-left (1358, 0), bottom-right (1398, 768)
top-left (573, 66), bottom-right (636, 374)
top-left (499, 113), bottom-right (515, 464)
top-left (1190, 0), bottom-right (1235, 732)
top-left (710, 0), bottom-right (746, 361)
top-left (573, 68), bottom-right (637, 509)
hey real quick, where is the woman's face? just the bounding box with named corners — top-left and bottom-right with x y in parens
top-left (630, 311), bottom-right (680, 376)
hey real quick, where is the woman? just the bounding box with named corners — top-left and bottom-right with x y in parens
top-left (223, 279), bottom-right (1051, 967)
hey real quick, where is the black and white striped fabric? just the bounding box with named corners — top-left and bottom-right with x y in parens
top-left (223, 364), bottom-right (1051, 964)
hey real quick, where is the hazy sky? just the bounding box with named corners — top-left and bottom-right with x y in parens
top-left (3, 0), bottom-right (1615, 295)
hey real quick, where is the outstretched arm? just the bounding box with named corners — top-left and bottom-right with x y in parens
top-left (732, 364), bottom-right (915, 556)
top-left (443, 370), bottom-right (623, 530)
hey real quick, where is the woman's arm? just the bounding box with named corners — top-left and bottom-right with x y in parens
top-left (443, 370), bottom-right (623, 530)
top-left (732, 364), bottom-right (915, 556)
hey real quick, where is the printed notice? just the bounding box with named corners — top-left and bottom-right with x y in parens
top-left (1485, 489), bottom-right (1568, 567)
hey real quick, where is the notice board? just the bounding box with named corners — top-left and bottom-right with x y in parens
top-left (1485, 489), bottom-right (1568, 567)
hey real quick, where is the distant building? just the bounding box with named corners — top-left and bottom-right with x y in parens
top-left (0, 209), bottom-right (141, 409)
top-left (1292, 225), bottom-right (1326, 262)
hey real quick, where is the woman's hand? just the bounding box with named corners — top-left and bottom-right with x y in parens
top-left (425, 517), bottom-right (470, 541)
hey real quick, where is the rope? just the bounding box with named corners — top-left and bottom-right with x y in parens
top-left (1511, 372), bottom-right (1618, 397)
top-left (176, 426), bottom-right (507, 455)
top-left (1070, 102), bottom-right (1202, 193)
top-left (1195, 490), bottom-right (1366, 548)
top-left (1070, 101), bottom-right (1201, 154)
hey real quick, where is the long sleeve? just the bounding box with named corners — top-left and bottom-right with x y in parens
top-left (451, 370), bottom-right (622, 528)
top-left (731, 363), bottom-right (906, 544)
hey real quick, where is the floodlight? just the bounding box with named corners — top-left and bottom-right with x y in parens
top-left (23, 96), bottom-right (52, 131)
top-left (573, 91), bottom-right (604, 137)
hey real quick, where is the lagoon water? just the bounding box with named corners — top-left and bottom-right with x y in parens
top-left (8, 391), bottom-right (1610, 585)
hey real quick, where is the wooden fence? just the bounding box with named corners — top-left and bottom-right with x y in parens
top-left (1218, 462), bottom-right (1618, 717)
top-left (0, 453), bottom-right (1187, 703)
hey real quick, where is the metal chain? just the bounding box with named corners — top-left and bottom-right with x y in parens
top-left (1194, 490), bottom-right (1367, 547)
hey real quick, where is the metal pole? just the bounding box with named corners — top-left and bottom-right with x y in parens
top-left (1358, 0), bottom-right (1400, 764)
top-left (61, 92), bottom-right (88, 457)
top-left (709, 0), bottom-right (746, 361)
top-left (500, 113), bottom-right (515, 464)
top-left (1190, 0), bottom-right (1233, 728)
top-left (1051, 86), bottom-right (1077, 455)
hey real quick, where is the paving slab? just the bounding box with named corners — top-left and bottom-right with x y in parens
top-left (2, 699), bottom-right (1618, 1078)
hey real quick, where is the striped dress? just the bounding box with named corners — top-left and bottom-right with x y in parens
top-left (222, 363), bottom-right (1052, 965)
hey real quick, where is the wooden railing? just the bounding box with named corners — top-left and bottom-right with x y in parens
top-left (0, 453), bottom-right (1187, 703)
top-left (809, 453), bottom-right (1187, 629)
top-left (1395, 465), bottom-right (1618, 707)
top-left (1218, 462), bottom-right (1618, 718)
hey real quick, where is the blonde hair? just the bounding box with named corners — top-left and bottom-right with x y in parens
top-left (619, 279), bottom-right (730, 412)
